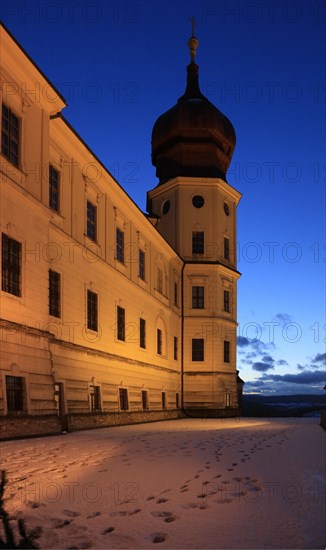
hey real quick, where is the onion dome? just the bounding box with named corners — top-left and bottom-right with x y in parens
top-left (151, 30), bottom-right (236, 184)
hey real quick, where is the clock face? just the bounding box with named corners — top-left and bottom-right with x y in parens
top-left (224, 202), bottom-right (230, 215)
top-left (162, 200), bottom-right (170, 214)
top-left (192, 195), bottom-right (205, 208)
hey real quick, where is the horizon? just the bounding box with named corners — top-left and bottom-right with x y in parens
top-left (1, 0), bottom-right (325, 395)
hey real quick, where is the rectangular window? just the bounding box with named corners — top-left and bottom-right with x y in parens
top-left (224, 237), bottom-right (230, 260)
top-left (87, 290), bottom-right (98, 331)
top-left (49, 165), bottom-right (60, 212)
top-left (6, 375), bottom-right (24, 412)
top-left (192, 338), bottom-right (204, 361)
top-left (90, 385), bottom-right (101, 411)
top-left (176, 392), bottom-right (179, 409)
top-left (157, 328), bottom-right (162, 355)
top-left (225, 392), bottom-right (231, 407)
top-left (119, 387), bottom-right (129, 411)
top-left (141, 390), bottom-right (149, 410)
top-left (140, 317), bottom-right (146, 349)
top-left (116, 228), bottom-right (124, 263)
top-left (162, 391), bottom-right (167, 410)
top-left (1, 104), bottom-right (19, 166)
top-left (1, 234), bottom-right (21, 297)
top-left (223, 290), bottom-right (230, 312)
top-left (54, 383), bottom-right (64, 416)
top-left (157, 267), bottom-right (163, 293)
top-left (117, 306), bottom-right (125, 341)
top-left (174, 336), bottom-right (178, 360)
top-left (49, 270), bottom-right (61, 318)
top-left (192, 231), bottom-right (204, 254)
top-left (192, 286), bottom-right (204, 309)
top-left (224, 340), bottom-right (230, 363)
top-left (139, 249), bottom-right (145, 280)
top-left (87, 200), bottom-right (97, 241)
top-left (174, 282), bottom-right (178, 306)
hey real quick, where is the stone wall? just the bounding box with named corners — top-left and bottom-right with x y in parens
top-left (0, 414), bottom-right (62, 440)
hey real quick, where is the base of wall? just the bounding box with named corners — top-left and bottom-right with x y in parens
top-left (184, 407), bottom-right (241, 418)
top-left (0, 410), bottom-right (184, 440)
top-left (321, 412), bottom-right (326, 430)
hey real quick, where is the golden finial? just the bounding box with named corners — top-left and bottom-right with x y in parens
top-left (188, 16), bottom-right (199, 63)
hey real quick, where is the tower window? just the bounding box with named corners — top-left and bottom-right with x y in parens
top-left (49, 269), bottom-right (61, 318)
top-left (162, 200), bottom-right (170, 215)
top-left (192, 338), bottom-right (204, 361)
top-left (139, 249), bottom-right (145, 280)
top-left (224, 237), bottom-right (230, 260)
top-left (1, 104), bottom-right (19, 167)
top-left (157, 328), bottom-right (162, 355)
top-left (224, 340), bottom-right (230, 363)
top-left (192, 231), bottom-right (204, 254)
top-left (116, 228), bottom-right (124, 263)
top-left (192, 286), bottom-right (204, 309)
top-left (224, 202), bottom-right (230, 216)
top-left (157, 267), bottom-right (163, 294)
top-left (140, 317), bottom-right (146, 349)
top-left (223, 290), bottom-right (230, 313)
top-left (1, 234), bottom-right (21, 297)
top-left (174, 282), bottom-right (178, 307)
top-left (87, 201), bottom-right (97, 241)
top-left (49, 165), bottom-right (60, 212)
top-left (117, 306), bottom-right (125, 341)
top-left (87, 290), bottom-right (98, 331)
top-left (174, 336), bottom-right (178, 360)
top-left (192, 195), bottom-right (205, 208)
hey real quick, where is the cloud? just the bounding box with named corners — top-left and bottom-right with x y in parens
top-left (261, 355), bottom-right (275, 364)
top-left (273, 313), bottom-right (293, 324)
top-left (276, 359), bottom-right (288, 366)
top-left (244, 368), bottom-right (326, 395)
top-left (262, 370), bottom-right (325, 385)
top-left (312, 353), bottom-right (326, 364)
top-left (237, 336), bottom-right (251, 347)
top-left (252, 362), bottom-right (275, 372)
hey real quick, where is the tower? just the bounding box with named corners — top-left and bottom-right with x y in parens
top-left (147, 28), bottom-right (243, 416)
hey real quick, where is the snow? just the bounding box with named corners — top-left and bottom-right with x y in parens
top-left (1, 418), bottom-right (325, 549)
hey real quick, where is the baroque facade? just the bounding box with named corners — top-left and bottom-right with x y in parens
top-left (0, 23), bottom-right (243, 439)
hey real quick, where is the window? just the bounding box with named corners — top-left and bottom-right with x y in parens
top-left (223, 290), bottom-right (230, 313)
top-left (192, 231), bottom-right (204, 254)
top-left (174, 282), bottom-right (178, 307)
top-left (141, 390), bottom-right (149, 410)
top-left (174, 336), bottom-right (178, 360)
top-left (6, 376), bottom-right (24, 412)
top-left (192, 338), bottom-right (204, 361)
top-left (87, 290), bottom-right (98, 331)
top-left (87, 201), bottom-right (97, 241)
top-left (2, 234), bottom-right (21, 297)
top-left (192, 286), bottom-right (204, 309)
top-left (225, 393), bottom-right (231, 407)
top-left (140, 318), bottom-right (146, 349)
top-left (157, 328), bottom-right (162, 355)
top-left (119, 388), bottom-right (129, 411)
top-left (89, 385), bottom-right (101, 411)
top-left (157, 267), bottom-right (163, 294)
top-left (117, 306), bottom-right (125, 341)
top-left (116, 228), bottom-right (124, 263)
top-left (192, 195), bottom-right (205, 208)
top-left (1, 104), bottom-right (19, 166)
top-left (162, 391), bottom-right (167, 410)
top-left (139, 249), bottom-right (145, 280)
top-left (176, 393), bottom-right (179, 409)
top-left (224, 340), bottom-right (230, 363)
top-left (49, 270), bottom-right (61, 318)
top-left (54, 383), bottom-right (64, 416)
top-left (224, 237), bottom-right (230, 260)
top-left (49, 165), bottom-right (60, 212)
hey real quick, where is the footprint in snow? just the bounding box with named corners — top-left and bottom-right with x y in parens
top-left (63, 509), bottom-right (81, 517)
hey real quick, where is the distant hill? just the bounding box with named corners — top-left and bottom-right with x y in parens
top-left (242, 394), bottom-right (326, 417)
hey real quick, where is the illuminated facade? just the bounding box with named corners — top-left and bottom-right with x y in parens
top-left (0, 23), bottom-right (243, 438)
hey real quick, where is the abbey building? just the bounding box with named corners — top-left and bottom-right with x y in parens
top-left (0, 23), bottom-right (243, 439)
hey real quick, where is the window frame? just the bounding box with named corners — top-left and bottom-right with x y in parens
top-left (224, 237), bottom-right (230, 260)
top-left (1, 103), bottom-right (20, 167)
top-left (174, 336), bottom-right (178, 360)
top-left (223, 290), bottom-right (230, 313)
top-left (192, 286), bottom-right (204, 309)
top-left (1, 234), bottom-right (21, 297)
top-left (87, 289), bottom-right (98, 332)
top-left (49, 269), bottom-right (61, 318)
top-left (192, 231), bottom-right (204, 255)
top-left (119, 387), bottom-right (129, 411)
top-left (161, 391), bottom-right (167, 410)
top-left (86, 200), bottom-right (97, 242)
top-left (117, 305), bottom-right (125, 341)
top-left (5, 375), bottom-right (25, 413)
top-left (139, 317), bottom-right (146, 349)
top-left (157, 328), bottom-right (162, 355)
top-left (116, 228), bottom-right (124, 263)
top-left (141, 389), bottom-right (149, 410)
top-left (49, 164), bottom-right (60, 212)
top-left (224, 340), bottom-right (230, 363)
top-left (89, 385), bottom-right (101, 411)
top-left (192, 338), bottom-right (204, 361)
top-left (139, 248), bottom-right (145, 280)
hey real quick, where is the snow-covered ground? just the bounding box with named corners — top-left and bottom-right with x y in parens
top-left (1, 418), bottom-right (325, 549)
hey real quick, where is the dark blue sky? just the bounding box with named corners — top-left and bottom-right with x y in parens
top-left (2, 0), bottom-right (325, 394)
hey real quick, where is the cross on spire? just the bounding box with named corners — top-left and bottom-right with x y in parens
top-left (187, 16), bottom-right (199, 63)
